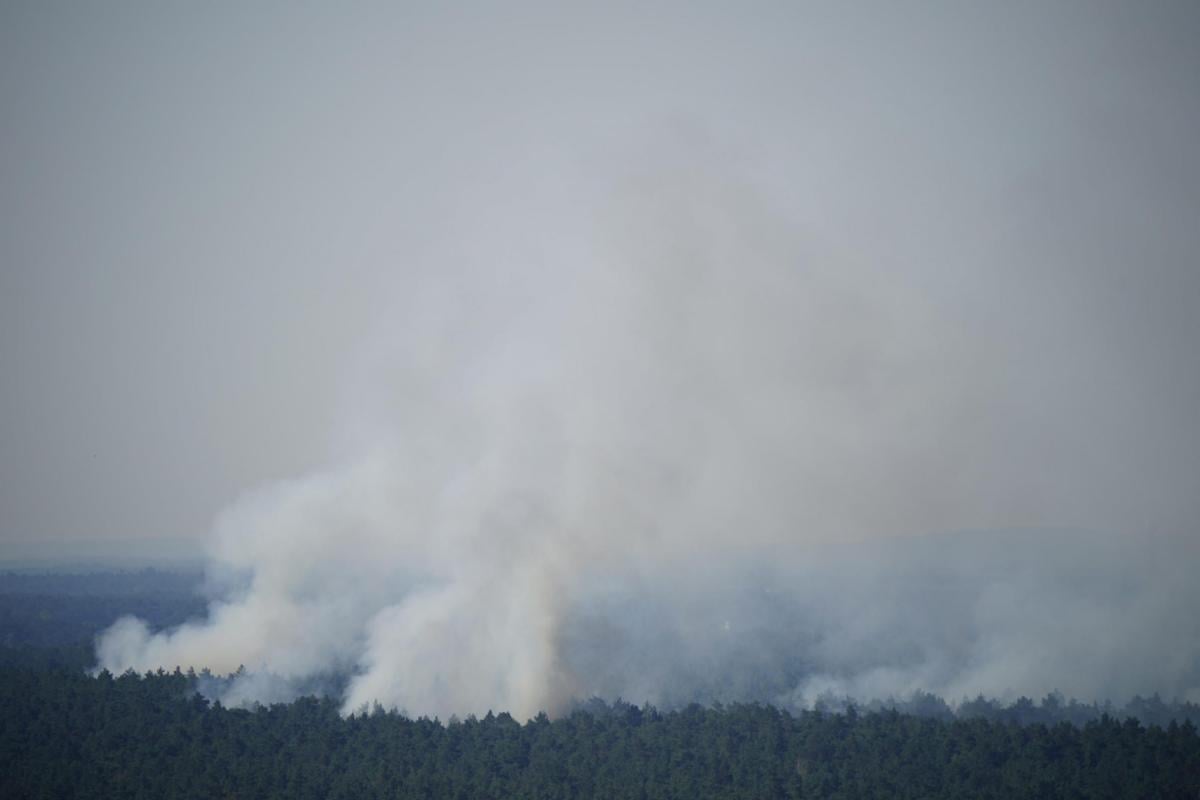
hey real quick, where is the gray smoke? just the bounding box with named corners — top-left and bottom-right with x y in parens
top-left (62, 2), bottom-right (1200, 718)
top-left (97, 145), bottom-right (1200, 717)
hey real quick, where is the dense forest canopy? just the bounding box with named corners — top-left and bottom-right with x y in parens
top-left (3, 569), bottom-right (1200, 798)
top-left (2, 664), bottom-right (1199, 800)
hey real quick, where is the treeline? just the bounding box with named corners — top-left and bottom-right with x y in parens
top-left (2, 665), bottom-right (1198, 799)
top-left (808, 689), bottom-right (1200, 729)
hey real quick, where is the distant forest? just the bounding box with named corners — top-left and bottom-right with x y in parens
top-left (0, 568), bottom-right (207, 649)
top-left (2, 570), bottom-right (1198, 798)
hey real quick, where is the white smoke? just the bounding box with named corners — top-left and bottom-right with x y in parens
top-left (96, 148), bottom-right (1200, 719)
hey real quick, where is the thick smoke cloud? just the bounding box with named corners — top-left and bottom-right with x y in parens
top-left (96, 147), bottom-right (1200, 718)
top-left (563, 530), bottom-right (1200, 711)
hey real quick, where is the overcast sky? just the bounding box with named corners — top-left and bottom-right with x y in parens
top-left (2, 1), bottom-right (1199, 560)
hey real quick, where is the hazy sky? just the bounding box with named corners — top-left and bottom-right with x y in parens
top-left (3, 1), bottom-right (1199, 557)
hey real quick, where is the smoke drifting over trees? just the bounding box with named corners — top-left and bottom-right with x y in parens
top-left (96, 153), bottom-right (1200, 718)
top-left (4, 1), bottom-right (1195, 719)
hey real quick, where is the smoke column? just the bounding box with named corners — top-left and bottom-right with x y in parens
top-left (95, 143), bottom-right (1200, 717)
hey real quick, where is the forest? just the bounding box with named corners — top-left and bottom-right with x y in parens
top-left (2, 570), bottom-right (1198, 799)
top-left (3, 664), bottom-right (1199, 799)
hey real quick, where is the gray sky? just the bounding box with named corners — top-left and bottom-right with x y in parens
top-left (3, 1), bottom-right (1199, 558)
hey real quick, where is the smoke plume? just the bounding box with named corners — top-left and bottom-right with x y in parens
top-left (95, 147), bottom-right (1200, 718)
